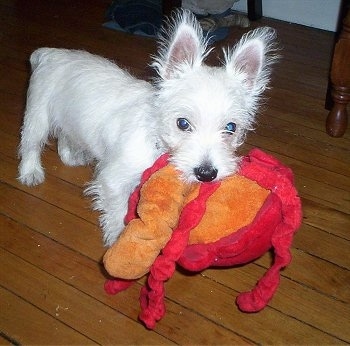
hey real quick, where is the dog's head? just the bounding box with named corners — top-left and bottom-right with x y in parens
top-left (152, 10), bottom-right (278, 183)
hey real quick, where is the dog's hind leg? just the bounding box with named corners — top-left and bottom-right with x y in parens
top-left (18, 91), bottom-right (50, 186)
top-left (58, 135), bottom-right (93, 167)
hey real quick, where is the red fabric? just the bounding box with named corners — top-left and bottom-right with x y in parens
top-left (105, 149), bottom-right (302, 329)
top-left (104, 278), bottom-right (134, 294)
top-left (139, 182), bottom-right (220, 328)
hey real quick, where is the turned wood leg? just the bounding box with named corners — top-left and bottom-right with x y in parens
top-left (326, 9), bottom-right (350, 137)
top-left (326, 86), bottom-right (349, 137)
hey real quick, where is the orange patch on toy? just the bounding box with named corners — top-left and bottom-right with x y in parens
top-left (186, 175), bottom-right (270, 244)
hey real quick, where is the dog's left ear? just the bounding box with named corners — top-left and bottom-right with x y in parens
top-left (153, 10), bottom-right (210, 80)
top-left (225, 27), bottom-right (278, 93)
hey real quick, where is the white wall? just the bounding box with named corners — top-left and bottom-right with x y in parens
top-left (234, 0), bottom-right (342, 32)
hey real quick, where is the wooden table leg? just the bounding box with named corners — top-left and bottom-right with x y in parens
top-left (247, 0), bottom-right (262, 21)
top-left (326, 9), bottom-right (350, 137)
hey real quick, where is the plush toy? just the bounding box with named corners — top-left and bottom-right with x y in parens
top-left (103, 149), bottom-right (302, 329)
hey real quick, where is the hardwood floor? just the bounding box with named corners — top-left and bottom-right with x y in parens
top-left (1, 0), bottom-right (349, 344)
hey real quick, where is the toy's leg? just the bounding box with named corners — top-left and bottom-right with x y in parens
top-left (236, 264), bottom-right (283, 312)
top-left (236, 224), bottom-right (293, 312)
top-left (104, 279), bottom-right (135, 295)
top-left (139, 278), bottom-right (166, 330)
top-left (138, 182), bottom-right (220, 329)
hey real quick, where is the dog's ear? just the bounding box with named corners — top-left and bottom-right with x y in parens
top-left (152, 10), bottom-right (210, 80)
top-left (225, 27), bottom-right (278, 93)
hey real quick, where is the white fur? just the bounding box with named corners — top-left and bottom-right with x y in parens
top-left (18, 10), bottom-right (278, 246)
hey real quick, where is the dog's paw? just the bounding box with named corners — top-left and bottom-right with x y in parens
top-left (18, 167), bottom-right (45, 186)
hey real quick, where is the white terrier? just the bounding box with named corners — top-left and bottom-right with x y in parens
top-left (18, 10), bottom-right (277, 246)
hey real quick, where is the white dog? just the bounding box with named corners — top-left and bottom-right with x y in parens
top-left (18, 10), bottom-right (277, 246)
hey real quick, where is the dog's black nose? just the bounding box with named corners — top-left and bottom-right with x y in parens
top-left (194, 164), bottom-right (218, 182)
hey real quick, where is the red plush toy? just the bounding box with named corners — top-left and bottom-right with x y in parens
top-left (104, 149), bottom-right (302, 329)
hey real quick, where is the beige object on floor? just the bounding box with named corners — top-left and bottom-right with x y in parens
top-left (182, 0), bottom-right (239, 15)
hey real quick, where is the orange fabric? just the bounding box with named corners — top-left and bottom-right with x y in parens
top-left (186, 175), bottom-right (270, 244)
top-left (103, 164), bottom-right (191, 279)
top-left (103, 164), bottom-right (269, 279)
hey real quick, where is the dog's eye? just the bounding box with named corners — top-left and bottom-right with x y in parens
top-left (224, 122), bottom-right (237, 134)
top-left (177, 118), bottom-right (192, 132)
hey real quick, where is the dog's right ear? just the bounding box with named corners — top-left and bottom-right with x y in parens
top-left (152, 10), bottom-right (210, 80)
top-left (224, 27), bottom-right (278, 94)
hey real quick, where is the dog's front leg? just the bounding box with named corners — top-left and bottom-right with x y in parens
top-left (88, 143), bottom-right (160, 247)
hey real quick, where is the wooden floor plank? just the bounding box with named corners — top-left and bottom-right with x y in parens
top-left (208, 261), bottom-right (350, 341)
top-left (301, 198), bottom-right (349, 239)
top-left (0, 215), bottom-right (252, 345)
top-left (0, 3), bottom-right (154, 79)
top-left (214, 247), bottom-right (350, 304)
top-left (292, 224), bottom-right (350, 269)
top-left (248, 120), bottom-right (350, 173)
top-left (0, 182), bottom-right (103, 260)
top-left (166, 271), bottom-right (347, 345)
top-left (0, 153), bottom-right (96, 224)
top-left (0, 249), bottom-right (174, 345)
top-left (0, 333), bottom-right (16, 346)
top-left (0, 216), bottom-right (340, 345)
top-left (0, 287), bottom-right (95, 345)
